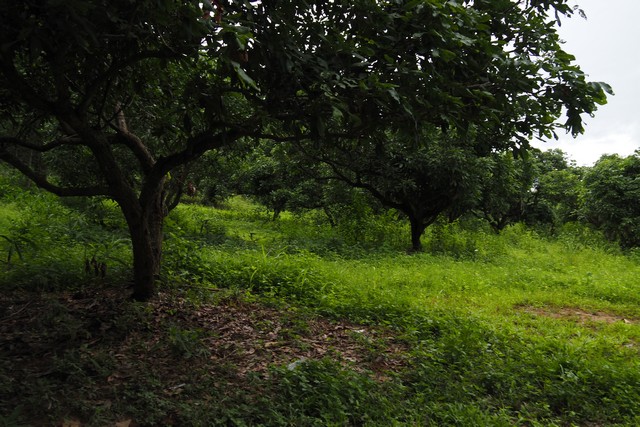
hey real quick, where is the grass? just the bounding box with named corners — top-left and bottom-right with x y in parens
top-left (1, 177), bottom-right (640, 426)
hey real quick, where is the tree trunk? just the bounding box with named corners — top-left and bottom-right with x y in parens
top-left (323, 207), bottom-right (336, 227)
top-left (123, 192), bottom-right (166, 301)
top-left (409, 216), bottom-right (426, 252)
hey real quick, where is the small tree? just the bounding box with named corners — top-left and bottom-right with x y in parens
top-left (522, 149), bottom-right (583, 229)
top-left (474, 151), bottom-right (536, 232)
top-left (302, 127), bottom-right (488, 251)
top-left (230, 143), bottom-right (324, 220)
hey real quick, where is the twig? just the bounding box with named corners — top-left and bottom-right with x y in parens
top-left (0, 300), bottom-right (33, 324)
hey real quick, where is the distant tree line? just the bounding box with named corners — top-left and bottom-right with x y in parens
top-left (192, 142), bottom-right (640, 251)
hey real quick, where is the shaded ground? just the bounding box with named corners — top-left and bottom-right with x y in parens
top-left (0, 284), bottom-right (409, 426)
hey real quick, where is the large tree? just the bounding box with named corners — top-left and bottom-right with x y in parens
top-left (250, 0), bottom-right (612, 250)
top-left (0, 0), bottom-right (267, 300)
top-left (0, 0), bottom-right (610, 298)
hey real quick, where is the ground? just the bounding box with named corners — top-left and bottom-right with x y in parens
top-left (0, 283), bottom-right (408, 426)
top-left (2, 282), bottom-right (638, 426)
top-left (520, 305), bottom-right (636, 325)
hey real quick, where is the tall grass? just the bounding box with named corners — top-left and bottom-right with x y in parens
top-left (0, 173), bottom-right (131, 289)
top-left (161, 201), bottom-right (640, 424)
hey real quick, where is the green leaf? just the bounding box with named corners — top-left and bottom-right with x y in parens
top-left (232, 62), bottom-right (258, 90)
top-left (387, 88), bottom-right (401, 103)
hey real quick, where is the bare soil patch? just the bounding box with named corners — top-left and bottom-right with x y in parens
top-left (517, 304), bottom-right (637, 325)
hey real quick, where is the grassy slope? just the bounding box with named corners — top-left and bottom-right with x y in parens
top-left (1, 186), bottom-right (640, 426)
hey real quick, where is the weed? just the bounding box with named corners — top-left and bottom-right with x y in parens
top-left (167, 325), bottom-right (211, 359)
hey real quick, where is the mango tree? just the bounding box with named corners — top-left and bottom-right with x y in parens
top-left (583, 151), bottom-right (640, 248)
top-left (0, 0), bottom-right (611, 298)
top-left (296, 127), bottom-right (488, 251)
top-left (473, 151), bottom-right (535, 233)
top-left (0, 0), bottom-right (261, 299)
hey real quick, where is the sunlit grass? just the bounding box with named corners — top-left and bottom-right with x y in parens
top-left (168, 200), bottom-right (640, 367)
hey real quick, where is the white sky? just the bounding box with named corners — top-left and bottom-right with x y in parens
top-left (531, 0), bottom-right (640, 165)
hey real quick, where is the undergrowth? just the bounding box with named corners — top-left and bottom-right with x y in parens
top-left (1, 180), bottom-right (640, 426)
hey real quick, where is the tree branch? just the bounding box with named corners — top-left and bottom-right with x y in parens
top-left (0, 150), bottom-right (110, 197)
top-left (108, 129), bottom-right (156, 173)
top-left (79, 48), bottom-right (179, 114)
top-left (313, 153), bottom-right (406, 212)
top-left (0, 136), bottom-right (83, 152)
top-left (106, 102), bottom-right (155, 173)
top-left (154, 129), bottom-right (242, 177)
top-left (139, 129), bottom-right (243, 207)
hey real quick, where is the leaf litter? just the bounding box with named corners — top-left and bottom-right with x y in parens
top-left (0, 284), bottom-right (409, 425)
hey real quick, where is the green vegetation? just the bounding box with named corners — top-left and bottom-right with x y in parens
top-left (0, 0), bottom-right (610, 300)
top-left (2, 179), bottom-right (639, 426)
top-left (0, 1), bottom-right (635, 425)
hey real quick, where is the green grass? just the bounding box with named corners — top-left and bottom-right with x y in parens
top-left (162, 202), bottom-right (640, 425)
top-left (2, 182), bottom-right (640, 426)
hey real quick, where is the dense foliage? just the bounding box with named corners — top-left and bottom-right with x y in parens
top-left (583, 151), bottom-right (640, 248)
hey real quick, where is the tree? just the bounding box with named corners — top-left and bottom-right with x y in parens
top-left (583, 151), bottom-right (640, 248)
top-left (0, 0), bottom-right (611, 298)
top-left (228, 142), bottom-right (323, 220)
top-left (300, 127), bottom-right (488, 251)
top-left (521, 149), bottom-right (583, 229)
top-left (252, 0), bottom-right (612, 250)
top-left (531, 171), bottom-right (584, 229)
top-left (473, 151), bottom-right (536, 232)
top-left (475, 149), bottom-right (585, 232)
top-left (0, 0), bottom-right (253, 300)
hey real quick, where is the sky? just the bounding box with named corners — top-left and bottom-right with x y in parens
top-left (531, 0), bottom-right (640, 166)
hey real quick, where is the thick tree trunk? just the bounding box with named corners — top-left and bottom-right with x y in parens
top-left (129, 215), bottom-right (163, 301)
top-left (123, 192), bottom-right (165, 301)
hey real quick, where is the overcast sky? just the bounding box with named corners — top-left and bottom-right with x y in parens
top-left (531, 0), bottom-right (640, 165)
